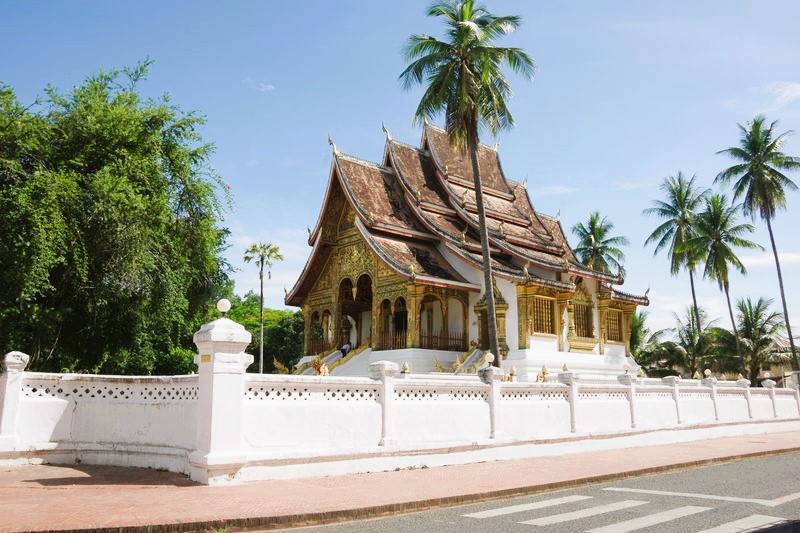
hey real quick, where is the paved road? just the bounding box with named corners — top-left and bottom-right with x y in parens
top-left (289, 453), bottom-right (800, 533)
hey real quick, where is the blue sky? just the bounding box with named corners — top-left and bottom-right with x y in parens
top-left (4, 1), bottom-right (800, 334)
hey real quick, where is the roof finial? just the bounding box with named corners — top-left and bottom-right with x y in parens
top-left (328, 133), bottom-right (339, 155)
top-left (422, 115), bottom-right (429, 125)
top-left (556, 210), bottom-right (560, 222)
top-left (523, 262), bottom-right (530, 278)
top-left (493, 141), bottom-right (499, 151)
top-left (645, 286), bottom-right (650, 298)
top-left (307, 225), bottom-right (311, 237)
top-left (283, 286), bottom-right (288, 297)
top-left (521, 176), bottom-right (528, 188)
top-left (382, 122), bottom-right (392, 141)
top-left (460, 227), bottom-right (467, 244)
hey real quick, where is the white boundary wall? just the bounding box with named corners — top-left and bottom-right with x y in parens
top-left (1, 318), bottom-right (799, 485)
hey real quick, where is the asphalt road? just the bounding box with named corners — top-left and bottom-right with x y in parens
top-left (287, 452), bottom-right (800, 533)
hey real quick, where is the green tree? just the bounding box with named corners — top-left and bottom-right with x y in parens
top-left (400, 0), bottom-right (535, 361)
top-left (0, 62), bottom-right (230, 375)
top-left (737, 297), bottom-right (789, 384)
top-left (243, 243), bottom-right (284, 374)
top-left (716, 116), bottom-right (800, 373)
top-left (685, 194), bottom-right (761, 355)
top-left (571, 211), bottom-right (628, 275)
top-left (643, 172), bottom-right (709, 336)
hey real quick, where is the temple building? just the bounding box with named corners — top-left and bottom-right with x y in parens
top-left (285, 123), bottom-right (648, 379)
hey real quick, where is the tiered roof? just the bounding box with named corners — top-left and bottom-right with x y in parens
top-left (286, 124), bottom-right (647, 306)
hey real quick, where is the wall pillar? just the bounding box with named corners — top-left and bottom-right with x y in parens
top-left (301, 304), bottom-right (312, 354)
top-left (702, 376), bottom-right (719, 421)
top-left (737, 378), bottom-right (753, 419)
top-left (406, 283), bottom-right (423, 348)
top-left (189, 316), bottom-right (253, 485)
top-left (559, 371), bottom-right (580, 433)
top-left (0, 351), bottom-right (30, 450)
top-left (663, 376), bottom-right (682, 424)
top-left (618, 373), bottom-right (638, 429)
top-left (763, 379), bottom-right (778, 418)
top-left (370, 361), bottom-right (398, 446)
top-left (478, 362), bottom-right (504, 439)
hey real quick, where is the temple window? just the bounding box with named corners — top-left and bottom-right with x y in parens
top-left (532, 296), bottom-right (555, 334)
top-left (574, 302), bottom-right (593, 338)
top-left (607, 309), bottom-right (623, 342)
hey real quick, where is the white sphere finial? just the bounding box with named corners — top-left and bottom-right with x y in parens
top-left (216, 298), bottom-right (231, 314)
top-left (485, 352), bottom-right (495, 363)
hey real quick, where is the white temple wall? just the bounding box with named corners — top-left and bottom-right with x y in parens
top-left (447, 298), bottom-right (464, 333)
top-left (2, 317), bottom-right (799, 486)
top-left (497, 277), bottom-right (519, 351)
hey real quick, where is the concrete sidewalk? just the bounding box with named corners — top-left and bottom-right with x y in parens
top-left (2, 431), bottom-right (799, 532)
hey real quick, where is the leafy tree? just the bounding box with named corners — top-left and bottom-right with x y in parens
top-left (571, 211), bottom-right (628, 275)
top-left (0, 62), bottom-right (230, 375)
top-left (243, 242), bottom-right (283, 373)
top-left (685, 194), bottom-right (761, 355)
top-left (717, 116), bottom-right (800, 372)
top-left (737, 297), bottom-right (789, 384)
top-left (400, 0), bottom-right (535, 362)
top-left (643, 172), bottom-right (709, 336)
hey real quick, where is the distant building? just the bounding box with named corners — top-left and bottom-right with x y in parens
top-left (286, 124), bottom-right (648, 379)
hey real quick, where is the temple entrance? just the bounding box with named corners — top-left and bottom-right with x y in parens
top-left (338, 275), bottom-right (372, 349)
top-left (376, 297), bottom-right (408, 350)
top-left (419, 294), bottom-right (466, 351)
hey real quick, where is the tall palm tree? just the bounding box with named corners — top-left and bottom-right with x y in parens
top-left (716, 115), bottom-right (800, 373)
top-left (737, 297), bottom-right (788, 384)
top-left (643, 172), bottom-right (709, 334)
top-left (685, 194), bottom-right (761, 355)
top-left (243, 242), bottom-right (283, 373)
top-left (400, 0), bottom-right (535, 361)
top-left (571, 211), bottom-right (629, 275)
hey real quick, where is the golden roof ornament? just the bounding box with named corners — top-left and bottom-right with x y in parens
top-left (415, 189), bottom-right (422, 204)
top-left (528, 213), bottom-right (535, 226)
top-left (327, 133), bottom-right (338, 155)
top-left (498, 220), bottom-right (505, 236)
top-left (461, 189), bottom-right (468, 205)
top-left (408, 263), bottom-right (416, 279)
top-left (381, 122), bottom-right (392, 141)
top-left (460, 228), bottom-right (467, 245)
top-left (562, 363), bottom-right (569, 372)
top-left (523, 262), bottom-right (530, 278)
top-left (367, 210), bottom-right (375, 223)
top-left (443, 163), bottom-right (449, 173)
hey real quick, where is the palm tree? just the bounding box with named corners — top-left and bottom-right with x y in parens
top-left (717, 116), bottom-right (800, 373)
top-left (684, 194), bottom-right (761, 355)
top-left (400, 0), bottom-right (535, 361)
top-left (243, 242), bottom-right (284, 373)
top-left (643, 172), bottom-right (709, 335)
top-left (737, 297), bottom-right (788, 384)
top-left (571, 211), bottom-right (629, 275)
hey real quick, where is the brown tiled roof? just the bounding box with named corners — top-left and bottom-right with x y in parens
top-left (424, 125), bottom-right (511, 194)
top-left (611, 287), bottom-right (649, 306)
top-left (289, 125), bottom-right (642, 309)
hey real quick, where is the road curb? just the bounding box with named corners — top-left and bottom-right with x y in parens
top-left (40, 445), bottom-right (800, 533)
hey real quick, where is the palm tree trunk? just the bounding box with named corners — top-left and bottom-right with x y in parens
top-left (468, 135), bottom-right (500, 365)
top-left (723, 282), bottom-right (741, 360)
top-left (688, 268), bottom-right (701, 334)
top-left (766, 217), bottom-right (798, 372)
top-left (259, 263), bottom-right (265, 374)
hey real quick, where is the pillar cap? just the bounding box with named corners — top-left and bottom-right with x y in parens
top-left (2, 351), bottom-right (30, 373)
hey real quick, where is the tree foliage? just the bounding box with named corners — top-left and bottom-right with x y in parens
top-left (571, 211), bottom-right (628, 275)
top-left (0, 62), bottom-right (230, 374)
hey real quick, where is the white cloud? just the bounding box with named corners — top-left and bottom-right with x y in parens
top-left (243, 77), bottom-right (276, 93)
top-left (740, 252), bottom-right (800, 268)
top-left (764, 82), bottom-right (800, 110)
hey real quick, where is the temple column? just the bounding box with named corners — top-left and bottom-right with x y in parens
top-left (406, 283), bottom-right (423, 348)
top-left (370, 298), bottom-right (380, 349)
top-left (301, 304), bottom-right (312, 354)
top-left (597, 300), bottom-right (609, 355)
top-left (556, 295), bottom-right (570, 352)
top-left (623, 309), bottom-right (634, 356)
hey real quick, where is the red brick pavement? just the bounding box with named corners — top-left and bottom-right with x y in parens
top-left (2, 431), bottom-right (799, 532)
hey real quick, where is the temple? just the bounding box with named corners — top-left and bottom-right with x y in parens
top-left (285, 123), bottom-right (648, 379)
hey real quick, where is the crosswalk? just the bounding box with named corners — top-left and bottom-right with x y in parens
top-left (461, 493), bottom-right (787, 532)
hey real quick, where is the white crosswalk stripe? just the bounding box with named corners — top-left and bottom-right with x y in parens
top-left (518, 500), bottom-right (648, 526)
top-left (586, 505), bottom-right (710, 533)
top-left (694, 514), bottom-right (787, 533)
top-left (462, 495), bottom-right (593, 519)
